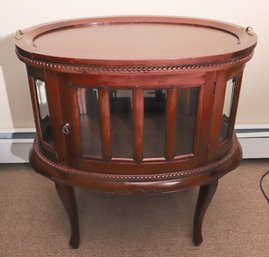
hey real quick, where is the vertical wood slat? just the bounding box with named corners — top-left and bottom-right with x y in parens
top-left (44, 71), bottom-right (68, 162)
top-left (66, 84), bottom-right (83, 166)
top-left (133, 88), bottom-right (144, 162)
top-left (26, 68), bottom-right (44, 146)
top-left (98, 88), bottom-right (112, 161)
top-left (198, 72), bottom-right (216, 163)
top-left (207, 71), bottom-right (226, 161)
top-left (165, 88), bottom-right (178, 161)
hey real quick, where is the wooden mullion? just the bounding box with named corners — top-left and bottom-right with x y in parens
top-left (98, 88), bottom-right (112, 161)
top-left (165, 88), bottom-right (178, 161)
top-left (133, 88), bottom-right (144, 162)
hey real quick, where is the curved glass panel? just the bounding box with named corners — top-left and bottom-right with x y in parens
top-left (78, 87), bottom-right (200, 160)
top-left (144, 90), bottom-right (167, 158)
top-left (78, 88), bottom-right (102, 157)
top-left (35, 79), bottom-right (53, 145)
top-left (109, 90), bottom-right (133, 158)
top-left (175, 87), bottom-right (199, 156)
top-left (219, 78), bottom-right (237, 142)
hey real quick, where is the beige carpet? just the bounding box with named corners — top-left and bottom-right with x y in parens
top-left (0, 160), bottom-right (268, 257)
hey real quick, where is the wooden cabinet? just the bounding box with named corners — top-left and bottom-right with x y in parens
top-left (15, 16), bottom-right (257, 248)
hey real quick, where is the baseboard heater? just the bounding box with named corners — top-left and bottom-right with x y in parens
top-left (235, 125), bottom-right (269, 159)
top-left (0, 129), bottom-right (35, 163)
top-left (0, 126), bottom-right (268, 163)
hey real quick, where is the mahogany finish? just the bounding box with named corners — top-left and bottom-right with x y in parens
top-left (15, 16), bottom-right (257, 248)
top-left (55, 182), bottom-right (80, 249)
top-left (193, 181), bottom-right (218, 246)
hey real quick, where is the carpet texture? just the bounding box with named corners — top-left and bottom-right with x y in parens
top-left (0, 160), bottom-right (268, 257)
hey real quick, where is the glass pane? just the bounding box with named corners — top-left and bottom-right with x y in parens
top-left (175, 87), bottom-right (199, 156)
top-left (109, 90), bottom-right (133, 158)
top-left (78, 88), bottom-right (102, 157)
top-left (35, 79), bottom-right (53, 145)
top-left (144, 90), bottom-right (166, 158)
top-left (219, 78), bottom-right (236, 142)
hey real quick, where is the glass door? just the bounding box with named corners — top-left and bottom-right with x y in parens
top-left (74, 85), bottom-right (202, 162)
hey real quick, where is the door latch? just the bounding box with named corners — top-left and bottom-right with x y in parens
top-left (62, 123), bottom-right (70, 135)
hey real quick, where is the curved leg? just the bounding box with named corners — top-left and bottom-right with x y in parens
top-left (55, 182), bottom-right (80, 249)
top-left (193, 180), bottom-right (218, 246)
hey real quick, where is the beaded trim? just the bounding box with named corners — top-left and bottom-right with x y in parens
top-left (17, 51), bottom-right (253, 74)
top-left (33, 138), bottom-right (239, 182)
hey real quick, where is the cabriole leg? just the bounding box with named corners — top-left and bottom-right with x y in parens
top-left (55, 182), bottom-right (80, 249)
top-left (193, 180), bottom-right (218, 246)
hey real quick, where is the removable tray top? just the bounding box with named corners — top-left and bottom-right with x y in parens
top-left (15, 16), bottom-right (257, 68)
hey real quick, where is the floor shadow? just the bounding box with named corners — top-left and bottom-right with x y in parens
top-left (75, 187), bottom-right (198, 242)
top-left (0, 34), bottom-right (34, 129)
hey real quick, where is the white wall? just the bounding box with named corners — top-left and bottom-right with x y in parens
top-left (0, 0), bottom-right (268, 129)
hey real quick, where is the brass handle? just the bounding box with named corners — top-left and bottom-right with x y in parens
top-left (245, 26), bottom-right (254, 36)
top-left (62, 123), bottom-right (70, 135)
top-left (15, 30), bottom-right (24, 40)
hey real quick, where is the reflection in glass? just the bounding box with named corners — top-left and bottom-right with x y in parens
top-left (219, 78), bottom-right (236, 142)
top-left (35, 79), bottom-right (53, 145)
top-left (109, 90), bottom-right (133, 158)
top-left (78, 88), bottom-right (102, 157)
top-left (144, 90), bottom-right (167, 158)
top-left (175, 87), bottom-right (199, 156)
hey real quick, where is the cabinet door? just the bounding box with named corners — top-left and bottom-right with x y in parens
top-left (62, 73), bottom-right (210, 173)
top-left (69, 86), bottom-right (203, 159)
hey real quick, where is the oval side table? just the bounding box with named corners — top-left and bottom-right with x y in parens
top-left (15, 16), bottom-right (257, 248)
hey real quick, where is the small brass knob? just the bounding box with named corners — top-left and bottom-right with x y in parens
top-left (62, 123), bottom-right (70, 135)
top-left (245, 26), bottom-right (254, 36)
top-left (15, 30), bottom-right (24, 40)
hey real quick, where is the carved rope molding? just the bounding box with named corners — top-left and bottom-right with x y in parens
top-left (16, 51), bottom-right (253, 74)
top-left (33, 138), bottom-right (240, 182)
